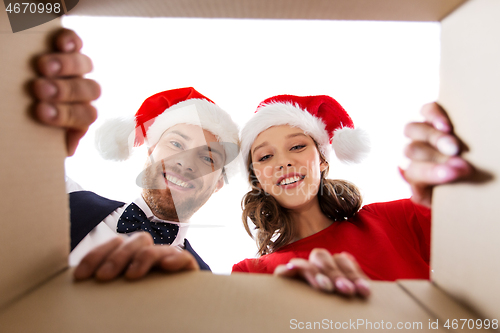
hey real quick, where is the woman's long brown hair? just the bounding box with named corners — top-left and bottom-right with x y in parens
top-left (241, 145), bottom-right (362, 256)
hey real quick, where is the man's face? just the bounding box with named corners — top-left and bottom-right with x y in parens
top-left (141, 123), bottom-right (225, 222)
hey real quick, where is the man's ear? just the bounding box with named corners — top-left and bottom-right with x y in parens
top-left (214, 174), bottom-right (225, 193)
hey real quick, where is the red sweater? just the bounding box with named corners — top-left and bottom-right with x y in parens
top-left (232, 199), bottom-right (431, 281)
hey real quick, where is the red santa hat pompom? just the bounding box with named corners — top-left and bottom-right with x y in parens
top-left (240, 94), bottom-right (370, 169)
top-left (95, 87), bottom-right (240, 174)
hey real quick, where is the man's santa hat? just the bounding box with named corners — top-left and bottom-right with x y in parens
top-left (95, 87), bottom-right (240, 175)
top-left (240, 94), bottom-right (370, 170)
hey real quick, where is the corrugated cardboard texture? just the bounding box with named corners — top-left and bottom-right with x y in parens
top-left (398, 280), bottom-right (483, 331)
top-left (0, 269), bottom-right (447, 332)
top-left (68, 0), bottom-right (467, 22)
top-left (435, 0), bottom-right (500, 320)
top-left (0, 13), bottom-right (69, 309)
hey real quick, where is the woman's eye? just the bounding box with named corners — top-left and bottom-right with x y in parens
top-left (291, 145), bottom-right (306, 151)
top-left (259, 154), bottom-right (271, 162)
top-left (170, 141), bottom-right (183, 149)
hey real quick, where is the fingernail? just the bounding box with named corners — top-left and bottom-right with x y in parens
top-left (437, 136), bottom-right (459, 156)
top-left (128, 261), bottom-right (138, 273)
top-left (39, 103), bottom-right (57, 120)
top-left (64, 41), bottom-right (76, 52)
top-left (125, 261), bottom-right (140, 279)
top-left (398, 157), bottom-right (410, 170)
top-left (74, 262), bottom-right (90, 280)
top-left (315, 273), bottom-right (334, 292)
top-left (161, 251), bottom-right (180, 265)
top-left (97, 262), bottom-right (115, 277)
top-left (286, 263), bottom-right (296, 270)
top-left (354, 278), bottom-right (371, 297)
top-left (433, 120), bottom-right (449, 132)
top-left (41, 81), bottom-right (58, 98)
top-left (447, 157), bottom-right (468, 169)
top-left (47, 60), bottom-right (61, 75)
top-left (435, 165), bottom-right (452, 180)
top-left (335, 277), bottom-right (355, 295)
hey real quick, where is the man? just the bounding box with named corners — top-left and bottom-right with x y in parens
top-left (33, 29), bottom-right (240, 278)
top-left (69, 87), bottom-right (239, 272)
top-left (33, 29), bottom-right (472, 291)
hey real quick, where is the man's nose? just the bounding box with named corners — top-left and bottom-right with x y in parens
top-left (174, 150), bottom-right (198, 173)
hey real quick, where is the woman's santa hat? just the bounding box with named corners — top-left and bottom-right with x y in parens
top-left (240, 94), bottom-right (370, 169)
top-left (95, 87), bottom-right (240, 174)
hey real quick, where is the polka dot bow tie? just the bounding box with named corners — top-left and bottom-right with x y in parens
top-left (117, 203), bottom-right (179, 245)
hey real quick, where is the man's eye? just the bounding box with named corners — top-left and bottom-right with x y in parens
top-left (259, 154), bottom-right (271, 162)
top-left (170, 141), bottom-right (183, 149)
top-left (202, 155), bottom-right (215, 164)
top-left (291, 145), bottom-right (306, 151)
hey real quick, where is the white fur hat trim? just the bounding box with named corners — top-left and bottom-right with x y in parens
top-left (240, 102), bottom-right (370, 170)
top-left (95, 99), bottom-right (240, 176)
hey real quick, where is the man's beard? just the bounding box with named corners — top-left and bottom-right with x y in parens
top-left (141, 160), bottom-right (213, 222)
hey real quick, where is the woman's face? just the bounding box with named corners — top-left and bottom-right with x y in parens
top-left (250, 125), bottom-right (327, 209)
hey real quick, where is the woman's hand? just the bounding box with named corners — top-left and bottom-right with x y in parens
top-left (274, 249), bottom-right (371, 297)
top-left (73, 232), bottom-right (199, 281)
top-left (32, 28), bottom-right (100, 156)
top-left (402, 102), bottom-right (473, 208)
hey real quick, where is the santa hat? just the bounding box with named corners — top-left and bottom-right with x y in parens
top-left (95, 87), bottom-right (240, 175)
top-left (240, 94), bottom-right (370, 170)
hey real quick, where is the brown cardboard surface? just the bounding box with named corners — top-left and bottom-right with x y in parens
top-left (0, 13), bottom-right (69, 309)
top-left (398, 280), bottom-right (486, 332)
top-left (1, 0), bottom-right (497, 330)
top-left (0, 269), bottom-right (447, 332)
top-left (67, 0), bottom-right (467, 22)
top-left (435, 0), bottom-right (500, 320)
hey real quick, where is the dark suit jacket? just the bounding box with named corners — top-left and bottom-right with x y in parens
top-left (69, 191), bottom-right (211, 271)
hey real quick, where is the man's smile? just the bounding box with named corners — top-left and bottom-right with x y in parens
top-left (163, 172), bottom-right (195, 190)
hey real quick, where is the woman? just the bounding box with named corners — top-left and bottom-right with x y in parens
top-left (232, 94), bottom-right (433, 296)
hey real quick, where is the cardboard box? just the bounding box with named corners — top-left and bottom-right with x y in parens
top-left (434, 0), bottom-right (500, 320)
top-left (0, 270), bottom-right (452, 333)
top-left (1, 0), bottom-right (498, 331)
top-left (0, 12), bottom-right (68, 311)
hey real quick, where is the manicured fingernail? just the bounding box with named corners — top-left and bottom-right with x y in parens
top-left (47, 60), bottom-right (61, 75)
top-left (354, 278), bottom-right (371, 297)
top-left (335, 277), bottom-right (355, 295)
top-left (41, 81), bottom-right (57, 98)
top-left (437, 136), bottom-right (459, 156)
top-left (64, 41), bottom-right (76, 52)
top-left (286, 263), bottom-right (296, 270)
top-left (39, 103), bottom-right (57, 120)
top-left (433, 119), bottom-right (450, 132)
top-left (447, 157), bottom-right (468, 169)
top-left (435, 165), bottom-right (451, 180)
top-left (315, 273), bottom-right (334, 292)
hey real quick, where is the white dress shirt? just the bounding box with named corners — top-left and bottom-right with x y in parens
top-left (68, 178), bottom-right (189, 266)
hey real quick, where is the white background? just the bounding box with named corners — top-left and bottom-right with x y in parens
top-left (62, 16), bottom-right (440, 274)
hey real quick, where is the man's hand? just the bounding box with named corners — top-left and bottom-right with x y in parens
top-left (274, 249), bottom-right (371, 298)
top-left (32, 28), bottom-right (100, 156)
top-left (402, 102), bottom-right (473, 208)
top-left (74, 233), bottom-right (199, 281)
